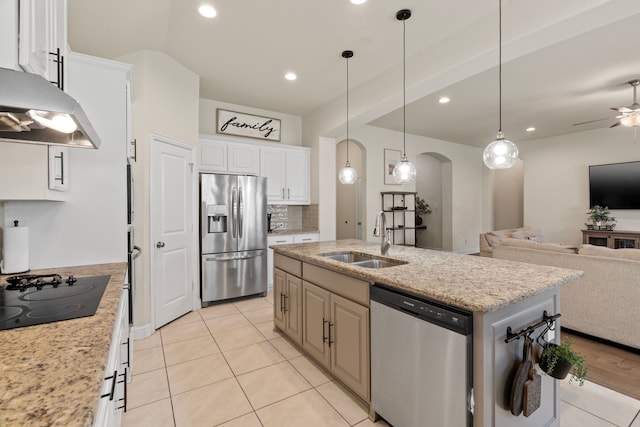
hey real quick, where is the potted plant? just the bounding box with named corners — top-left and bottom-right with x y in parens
top-left (415, 196), bottom-right (432, 225)
top-left (587, 205), bottom-right (615, 228)
top-left (539, 339), bottom-right (587, 386)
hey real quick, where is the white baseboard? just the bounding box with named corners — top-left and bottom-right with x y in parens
top-left (131, 323), bottom-right (155, 340)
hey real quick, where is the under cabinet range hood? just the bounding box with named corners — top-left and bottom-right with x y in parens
top-left (0, 68), bottom-right (101, 149)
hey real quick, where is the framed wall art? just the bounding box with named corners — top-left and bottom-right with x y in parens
top-left (384, 148), bottom-right (401, 185)
top-left (216, 109), bottom-right (281, 141)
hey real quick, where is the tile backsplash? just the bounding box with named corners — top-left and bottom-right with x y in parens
top-left (267, 204), bottom-right (318, 231)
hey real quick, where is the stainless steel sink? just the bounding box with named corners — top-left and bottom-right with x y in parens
top-left (320, 252), bottom-right (372, 263)
top-left (351, 259), bottom-right (406, 269)
top-left (318, 251), bottom-right (407, 269)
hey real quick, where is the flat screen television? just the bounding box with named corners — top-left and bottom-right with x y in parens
top-left (589, 161), bottom-right (640, 209)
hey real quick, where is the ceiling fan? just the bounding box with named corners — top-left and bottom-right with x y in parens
top-left (573, 79), bottom-right (640, 128)
top-left (610, 79), bottom-right (640, 128)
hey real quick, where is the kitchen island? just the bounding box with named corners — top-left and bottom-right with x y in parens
top-left (0, 262), bottom-right (127, 427)
top-left (271, 239), bottom-right (583, 427)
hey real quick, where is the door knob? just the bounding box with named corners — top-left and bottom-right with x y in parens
top-left (156, 241), bottom-right (165, 248)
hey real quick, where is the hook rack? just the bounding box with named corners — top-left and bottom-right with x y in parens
top-left (504, 311), bottom-right (561, 343)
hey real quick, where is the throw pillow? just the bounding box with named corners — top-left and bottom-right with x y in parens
top-left (511, 227), bottom-right (544, 242)
top-left (500, 238), bottom-right (577, 253)
top-left (578, 244), bottom-right (640, 261)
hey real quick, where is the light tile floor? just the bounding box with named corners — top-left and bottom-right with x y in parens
top-left (123, 293), bottom-right (640, 427)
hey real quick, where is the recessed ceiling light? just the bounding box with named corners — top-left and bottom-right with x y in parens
top-left (526, 127), bottom-right (536, 132)
top-left (351, 0), bottom-right (367, 4)
top-left (284, 72), bottom-right (297, 81)
top-left (198, 4), bottom-right (217, 18)
top-left (438, 96), bottom-right (450, 104)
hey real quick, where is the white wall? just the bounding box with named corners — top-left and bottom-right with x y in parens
top-left (117, 50), bottom-right (199, 330)
top-left (2, 54), bottom-right (131, 268)
top-left (415, 154), bottom-right (444, 250)
top-left (520, 126), bottom-right (640, 245)
top-left (199, 99), bottom-right (302, 146)
top-left (337, 125), bottom-right (484, 253)
top-left (493, 159), bottom-right (524, 230)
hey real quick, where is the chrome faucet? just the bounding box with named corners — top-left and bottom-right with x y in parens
top-left (373, 211), bottom-right (391, 256)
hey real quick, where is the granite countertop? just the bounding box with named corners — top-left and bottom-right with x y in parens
top-left (270, 239), bottom-right (583, 313)
top-left (0, 262), bottom-right (127, 427)
top-left (268, 228), bottom-right (319, 236)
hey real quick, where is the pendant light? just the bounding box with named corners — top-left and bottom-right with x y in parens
top-left (392, 9), bottom-right (416, 184)
top-left (483, 0), bottom-right (519, 170)
top-left (338, 50), bottom-right (358, 185)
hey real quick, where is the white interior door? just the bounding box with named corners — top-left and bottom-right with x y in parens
top-left (151, 134), bottom-right (194, 329)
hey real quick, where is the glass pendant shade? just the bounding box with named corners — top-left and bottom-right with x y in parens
top-left (483, 131), bottom-right (519, 169)
top-left (393, 155), bottom-right (416, 183)
top-left (393, 9), bottom-right (416, 184)
top-left (339, 160), bottom-right (358, 184)
top-left (483, 0), bottom-right (518, 169)
top-left (338, 50), bottom-right (358, 185)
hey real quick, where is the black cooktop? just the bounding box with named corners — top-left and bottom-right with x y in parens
top-left (0, 274), bottom-right (111, 331)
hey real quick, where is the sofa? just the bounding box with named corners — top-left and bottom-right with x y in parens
top-left (493, 238), bottom-right (640, 350)
top-left (479, 226), bottom-right (544, 257)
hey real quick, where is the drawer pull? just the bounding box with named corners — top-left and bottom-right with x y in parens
top-left (101, 369), bottom-right (118, 401)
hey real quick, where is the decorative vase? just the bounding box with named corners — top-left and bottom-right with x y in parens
top-left (416, 215), bottom-right (423, 226)
top-left (596, 221), bottom-right (602, 227)
top-left (539, 344), bottom-right (572, 380)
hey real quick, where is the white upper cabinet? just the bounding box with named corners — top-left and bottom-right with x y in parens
top-left (228, 143), bottom-right (259, 174)
top-left (19, 0), bottom-right (67, 89)
top-left (0, 1), bottom-right (19, 70)
top-left (198, 135), bottom-right (310, 204)
top-left (284, 149), bottom-right (310, 204)
top-left (200, 139), bottom-right (227, 172)
top-left (199, 136), bottom-right (259, 175)
top-left (260, 148), bottom-right (287, 201)
top-left (260, 146), bottom-right (310, 205)
top-left (0, 142), bottom-right (69, 201)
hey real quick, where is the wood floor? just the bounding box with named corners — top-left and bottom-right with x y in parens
top-left (562, 330), bottom-right (640, 400)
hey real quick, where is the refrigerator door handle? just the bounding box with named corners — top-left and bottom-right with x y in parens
top-left (238, 186), bottom-right (243, 238)
top-left (231, 187), bottom-right (237, 239)
top-left (205, 252), bottom-right (264, 262)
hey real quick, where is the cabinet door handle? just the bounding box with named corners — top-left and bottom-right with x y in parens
top-left (48, 48), bottom-right (63, 90)
top-left (117, 368), bottom-right (128, 412)
top-left (156, 241), bottom-right (165, 248)
top-left (54, 151), bottom-right (64, 184)
top-left (283, 294), bottom-right (289, 313)
top-left (121, 337), bottom-right (130, 368)
top-left (282, 188), bottom-right (285, 199)
top-left (101, 369), bottom-right (118, 401)
top-left (322, 318), bottom-right (328, 343)
top-left (288, 188), bottom-right (290, 199)
top-left (280, 292), bottom-right (285, 313)
top-left (328, 322), bottom-right (334, 347)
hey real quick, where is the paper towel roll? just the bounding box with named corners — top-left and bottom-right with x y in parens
top-left (2, 225), bottom-right (29, 274)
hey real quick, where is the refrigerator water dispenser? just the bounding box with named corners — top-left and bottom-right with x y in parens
top-left (207, 204), bottom-right (227, 233)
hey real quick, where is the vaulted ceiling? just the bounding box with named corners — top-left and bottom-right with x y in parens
top-left (67, 0), bottom-right (640, 147)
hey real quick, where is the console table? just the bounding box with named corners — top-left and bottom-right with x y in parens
top-left (581, 229), bottom-right (640, 249)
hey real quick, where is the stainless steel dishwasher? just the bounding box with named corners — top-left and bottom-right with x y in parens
top-left (371, 284), bottom-right (474, 427)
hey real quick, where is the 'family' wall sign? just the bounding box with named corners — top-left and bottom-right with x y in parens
top-left (216, 109), bottom-right (281, 142)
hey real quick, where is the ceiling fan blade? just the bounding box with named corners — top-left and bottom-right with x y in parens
top-left (573, 117), bottom-right (613, 126)
top-left (610, 121), bottom-right (622, 128)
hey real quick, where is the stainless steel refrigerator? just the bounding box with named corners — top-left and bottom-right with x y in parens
top-left (200, 174), bottom-right (267, 305)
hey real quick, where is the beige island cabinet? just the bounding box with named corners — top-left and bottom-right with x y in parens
top-left (270, 239), bottom-right (582, 427)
